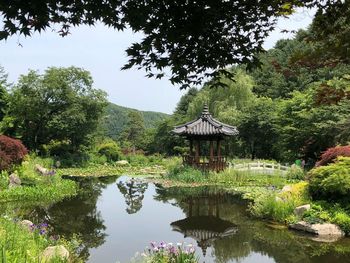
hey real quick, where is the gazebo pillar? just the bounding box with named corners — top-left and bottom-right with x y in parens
top-left (217, 139), bottom-right (221, 158)
top-left (189, 139), bottom-right (193, 155)
top-left (209, 140), bottom-right (214, 163)
top-left (195, 140), bottom-right (200, 163)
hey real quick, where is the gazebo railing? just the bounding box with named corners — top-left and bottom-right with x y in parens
top-left (183, 155), bottom-right (228, 172)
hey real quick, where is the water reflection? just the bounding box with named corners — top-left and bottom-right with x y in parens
top-left (117, 179), bottom-right (148, 214)
top-left (169, 190), bottom-right (238, 256)
top-left (154, 185), bottom-right (350, 263)
top-left (2, 177), bottom-right (350, 263)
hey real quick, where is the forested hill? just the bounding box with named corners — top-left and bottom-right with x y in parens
top-left (102, 102), bottom-right (170, 140)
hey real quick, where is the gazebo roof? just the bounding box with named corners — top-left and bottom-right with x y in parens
top-left (173, 105), bottom-right (238, 137)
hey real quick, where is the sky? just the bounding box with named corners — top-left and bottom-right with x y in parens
top-left (0, 8), bottom-right (315, 114)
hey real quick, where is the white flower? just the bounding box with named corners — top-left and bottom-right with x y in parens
top-left (176, 242), bottom-right (182, 247)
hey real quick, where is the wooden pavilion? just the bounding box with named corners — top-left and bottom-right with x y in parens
top-left (173, 104), bottom-right (238, 172)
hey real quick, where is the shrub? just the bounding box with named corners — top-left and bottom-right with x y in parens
top-left (250, 182), bottom-right (309, 222)
top-left (286, 166), bottom-right (305, 180)
top-left (41, 139), bottom-right (71, 157)
top-left (316, 145), bottom-right (350, 167)
top-left (97, 140), bottom-right (121, 162)
top-left (0, 135), bottom-right (28, 171)
top-left (333, 211), bottom-right (350, 234)
top-left (308, 157), bottom-right (350, 200)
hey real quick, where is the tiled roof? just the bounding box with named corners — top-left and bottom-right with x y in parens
top-left (173, 105), bottom-right (238, 136)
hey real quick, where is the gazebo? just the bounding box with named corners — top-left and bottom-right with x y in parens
top-left (173, 105), bottom-right (238, 171)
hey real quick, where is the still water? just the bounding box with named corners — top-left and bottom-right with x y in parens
top-left (7, 176), bottom-right (350, 263)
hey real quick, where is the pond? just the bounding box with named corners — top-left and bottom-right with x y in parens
top-left (4, 176), bottom-right (350, 263)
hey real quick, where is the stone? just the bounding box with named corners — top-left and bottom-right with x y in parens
top-left (9, 173), bottom-right (21, 188)
top-left (35, 164), bottom-right (55, 176)
top-left (281, 185), bottom-right (292, 193)
top-left (116, 160), bottom-right (129, 166)
top-left (294, 204), bottom-right (311, 217)
top-left (19, 220), bottom-right (34, 231)
top-left (41, 245), bottom-right (69, 262)
top-left (289, 221), bottom-right (345, 238)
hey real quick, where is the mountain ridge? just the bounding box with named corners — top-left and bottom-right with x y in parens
top-left (102, 102), bottom-right (170, 140)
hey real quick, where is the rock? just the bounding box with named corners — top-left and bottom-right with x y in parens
top-left (313, 223), bottom-right (345, 236)
top-left (41, 245), bottom-right (69, 262)
top-left (35, 164), bottom-right (55, 176)
top-left (9, 173), bottom-right (21, 188)
top-left (294, 204), bottom-right (311, 217)
top-left (116, 160), bottom-right (129, 166)
top-left (289, 221), bottom-right (345, 238)
top-left (281, 185), bottom-right (292, 193)
top-left (19, 220), bottom-right (34, 231)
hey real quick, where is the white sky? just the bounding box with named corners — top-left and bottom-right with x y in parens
top-left (0, 8), bottom-right (315, 114)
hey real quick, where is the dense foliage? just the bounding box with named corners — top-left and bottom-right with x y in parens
top-left (308, 157), bottom-right (350, 201)
top-left (316, 145), bottom-right (350, 167)
top-left (102, 103), bottom-right (168, 141)
top-left (149, 17), bottom-right (350, 164)
top-left (0, 135), bottom-right (28, 171)
top-left (1, 1), bottom-right (346, 88)
top-left (1, 67), bottom-right (107, 155)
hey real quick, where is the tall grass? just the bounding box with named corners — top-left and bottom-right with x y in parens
top-left (249, 182), bottom-right (309, 223)
top-left (0, 217), bottom-right (78, 263)
top-left (208, 169), bottom-right (287, 188)
top-left (167, 165), bottom-right (207, 183)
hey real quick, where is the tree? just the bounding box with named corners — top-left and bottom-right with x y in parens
top-left (119, 111), bottom-right (145, 152)
top-left (0, 0), bottom-right (319, 89)
top-left (237, 97), bottom-right (279, 160)
top-left (2, 67), bottom-right (107, 153)
top-left (0, 66), bottom-right (9, 122)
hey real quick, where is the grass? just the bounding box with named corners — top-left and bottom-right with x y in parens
top-left (0, 216), bottom-right (80, 263)
top-left (0, 155), bottom-right (77, 203)
top-left (0, 179), bottom-right (77, 203)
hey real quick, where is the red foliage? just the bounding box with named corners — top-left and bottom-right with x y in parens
top-left (316, 145), bottom-right (350, 167)
top-left (0, 135), bottom-right (28, 170)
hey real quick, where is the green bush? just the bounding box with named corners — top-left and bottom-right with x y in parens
top-left (308, 157), bottom-right (350, 200)
top-left (42, 140), bottom-right (71, 157)
top-left (97, 140), bottom-right (121, 162)
top-left (250, 182), bottom-right (309, 222)
top-left (286, 165), bottom-right (305, 180)
top-left (303, 204), bottom-right (331, 224)
top-left (250, 194), bottom-right (297, 222)
top-left (333, 211), bottom-right (350, 234)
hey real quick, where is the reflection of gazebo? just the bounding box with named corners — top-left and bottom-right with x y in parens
top-left (173, 105), bottom-right (238, 172)
top-left (171, 216), bottom-right (238, 256)
top-left (171, 192), bottom-right (238, 256)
